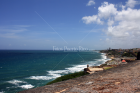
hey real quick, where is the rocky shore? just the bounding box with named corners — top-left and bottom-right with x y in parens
top-left (19, 57), bottom-right (140, 93)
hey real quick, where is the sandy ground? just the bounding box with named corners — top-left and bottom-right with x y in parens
top-left (19, 60), bottom-right (140, 93)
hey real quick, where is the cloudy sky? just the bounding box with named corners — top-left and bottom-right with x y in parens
top-left (0, 0), bottom-right (140, 50)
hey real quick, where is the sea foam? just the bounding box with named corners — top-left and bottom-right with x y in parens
top-left (19, 84), bottom-right (34, 89)
top-left (7, 80), bottom-right (26, 85)
top-left (27, 76), bottom-right (55, 80)
top-left (27, 52), bottom-right (109, 81)
top-left (6, 79), bottom-right (34, 89)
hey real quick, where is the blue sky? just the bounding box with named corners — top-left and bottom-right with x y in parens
top-left (0, 0), bottom-right (140, 50)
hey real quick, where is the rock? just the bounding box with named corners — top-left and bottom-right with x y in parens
top-left (88, 71), bottom-right (95, 74)
top-left (115, 82), bottom-right (121, 85)
top-left (87, 67), bottom-right (104, 72)
top-left (137, 52), bottom-right (140, 60)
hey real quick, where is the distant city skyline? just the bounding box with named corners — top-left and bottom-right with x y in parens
top-left (0, 0), bottom-right (140, 50)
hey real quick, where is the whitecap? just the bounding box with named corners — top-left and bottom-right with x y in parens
top-left (47, 70), bottom-right (68, 74)
top-left (47, 65), bottom-right (86, 79)
top-left (7, 80), bottom-right (26, 85)
top-left (48, 73), bottom-right (61, 78)
top-left (65, 65), bottom-right (86, 73)
top-left (27, 76), bottom-right (55, 80)
top-left (27, 52), bottom-right (110, 81)
top-left (19, 84), bottom-right (34, 89)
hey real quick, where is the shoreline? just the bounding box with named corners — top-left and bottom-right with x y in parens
top-left (19, 51), bottom-right (138, 92)
top-left (19, 60), bottom-right (140, 93)
top-left (18, 52), bottom-right (112, 92)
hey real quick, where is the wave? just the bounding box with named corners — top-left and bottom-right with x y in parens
top-left (6, 79), bottom-right (34, 89)
top-left (7, 80), bottom-right (27, 85)
top-left (26, 76), bottom-right (56, 80)
top-left (65, 65), bottom-right (87, 73)
top-left (27, 53), bottom-right (110, 81)
top-left (18, 84), bottom-right (34, 89)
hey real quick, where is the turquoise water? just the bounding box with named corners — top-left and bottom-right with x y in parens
top-left (0, 50), bottom-right (109, 93)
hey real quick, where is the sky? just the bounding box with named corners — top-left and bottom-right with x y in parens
top-left (0, 0), bottom-right (140, 50)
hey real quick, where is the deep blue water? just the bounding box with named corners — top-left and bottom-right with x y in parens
top-left (0, 50), bottom-right (109, 93)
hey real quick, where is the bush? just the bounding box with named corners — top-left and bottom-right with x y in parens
top-left (104, 67), bottom-right (113, 70)
top-left (122, 53), bottom-right (133, 57)
top-left (46, 71), bottom-right (89, 85)
top-left (100, 63), bottom-right (107, 67)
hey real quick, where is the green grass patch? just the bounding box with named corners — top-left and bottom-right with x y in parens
top-left (104, 67), bottom-right (113, 70)
top-left (100, 63), bottom-right (107, 67)
top-left (46, 71), bottom-right (89, 85)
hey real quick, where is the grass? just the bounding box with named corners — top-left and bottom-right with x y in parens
top-left (104, 67), bottom-right (113, 70)
top-left (100, 63), bottom-right (107, 67)
top-left (46, 71), bottom-right (89, 85)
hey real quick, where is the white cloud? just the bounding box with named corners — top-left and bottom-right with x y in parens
top-left (107, 19), bottom-right (114, 26)
top-left (126, 0), bottom-right (137, 8)
top-left (82, 0), bottom-right (140, 48)
top-left (82, 15), bottom-right (104, 25)
top-left (0, 33), bottom-right (19, 38)
top-left (106, 38), bottom-right (109, 41)
top-left (98, 2), bottom-right (118, 19)
top-left (82, 15), bottom-right (97, 24)
top-left (0, 25), bottom-right (30, 38)
top-left (82, 2), bottom-right (117, 25)
top-left (86, 0), bottom-right (95, 6)
top-left (115, 8), bottom-right (140, 22)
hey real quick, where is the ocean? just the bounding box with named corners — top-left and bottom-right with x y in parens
top-left (0, 50), bottom-right (109, 93)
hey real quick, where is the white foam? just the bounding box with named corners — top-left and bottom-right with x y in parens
top-left (19, 84), bottom-right (34, 89)
top-left (27, 70), bottom-right (65, 80)
top-left (0, 91), bottom-right (4, 93)
top-left (7, 79), bottom-right (34, 89)
top-left (65, 65), bottom-right (86, 73)
top-left (7, 80), bottom-right (26, 85)
top-left (46, 65), bottom-right (86, 79)
top-left (43, 53), bottom-right (108, 80)
top-left (27, 76), bottom-right (54, 80)
top-left (27, 65), bottom-right (86, 81)
top-left (48, 70), bottom-right (68, 74)
top-left (48, 73), bottom-right (62, 78)
top-left (27, 52), bottom-right (110, 81)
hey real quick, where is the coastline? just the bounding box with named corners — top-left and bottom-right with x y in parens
top-left (19, 60), bottom-right (140, 93)
top-left (0, 50), bottom-right (109, 93)
top-left (18, 52), bottom-right (112, 92)
top-left (19, 51), bottom-right (139, 93)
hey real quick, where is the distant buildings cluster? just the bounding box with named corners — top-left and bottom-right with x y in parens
top-left (107, 48), bottom-right (140, 53)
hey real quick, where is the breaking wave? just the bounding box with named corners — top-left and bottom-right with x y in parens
top-left (27, 53), bottom-right (109, 81)
top-left (6, 79), bottom-right (34, 89)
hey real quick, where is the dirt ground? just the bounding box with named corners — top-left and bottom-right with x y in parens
top-left (19, 60), bottom-right (140, 93)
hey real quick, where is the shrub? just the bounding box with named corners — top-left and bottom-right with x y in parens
top-left (46, 71), bottom-right (89, 85)
top-left (122, 53), bottom-right (133, 57)
top-left (104, 67), bottom-right (113, 70)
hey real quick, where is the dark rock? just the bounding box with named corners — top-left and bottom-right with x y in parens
top-left (137, 52), bottom-right (140, 60)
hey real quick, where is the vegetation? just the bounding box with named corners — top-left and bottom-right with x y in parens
top-left (122, 52), bottom-right (133, 57)
top-left (100, 63), bottom-right (107, 67)
top-left (46, 71), bottom-right (89, 85)
top-left (104, 67), bottom-right (113, 70)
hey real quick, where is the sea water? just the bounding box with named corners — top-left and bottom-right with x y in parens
top-left (0, 50), bottom-right (109, 93)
